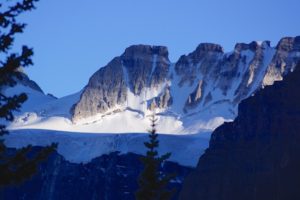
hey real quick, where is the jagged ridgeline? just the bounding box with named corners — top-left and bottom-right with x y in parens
top-left (71, 36), bottom-right (300, 123)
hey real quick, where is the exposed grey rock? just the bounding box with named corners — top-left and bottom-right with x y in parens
top-left (263, 36), bottom-right (300, 85)
top-left (177, 37), bottom-right (300, 113)
top-left (149, 99), bottom-right (157, 111)
top-left (234, 41), bottom-right (265, 52)
top-left (72, 57), bottom-right (127, 122)
top-left (175, 43), bottom-right (224, 87)
top-left (148, 86), bottom-right (172, 110)
top-left (185, 80), bottom-right (204, 109)
top-left (159, 86), bottom-right (172, 109)
top-left (122, 45), bottom-right (170, 94)
top-left (72, 36), bottom-right (300, 122)
top-left (149, 54), bottom-right (170, 88)
top-left (215, 41), bottom-right (263, 96)
top-left (189, 43), bottom-right (224, 67)
top-left (233, 41), bottom-right (268, 103)
top-left (174, 55), bottom-right (196, 87)
top-left (72, 45), bottom-right (170, 122)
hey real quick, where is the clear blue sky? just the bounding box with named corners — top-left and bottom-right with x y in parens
top-left (14, 0), bottom-right (300, 97)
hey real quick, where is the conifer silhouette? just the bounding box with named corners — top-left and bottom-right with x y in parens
top-left (136, 113), bottom-right (175, 200)
top-left (0, 0), bottom-right (56, 187)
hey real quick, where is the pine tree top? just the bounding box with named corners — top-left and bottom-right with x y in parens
top-left (136, 112), bottom-right (176, 200)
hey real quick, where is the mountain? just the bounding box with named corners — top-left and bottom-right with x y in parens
top-left (72, 36), bottom-right (300, 126)
top-left (3, 36), bottom-right (300, 167)
top-left (1, 36), bottom-right (300, 199)
top-left (179, 62), bottom-right (300, 200)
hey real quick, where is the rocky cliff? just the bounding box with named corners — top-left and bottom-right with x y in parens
top-left (72, 45), bottom-right (170, 122)
top-left (71, 36), bottom-right (300, 129)
top-left (179, 62), bottom-right (300, 200)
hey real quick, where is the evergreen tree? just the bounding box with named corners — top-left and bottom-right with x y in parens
top-left (136, 113), bottom-right (175, 200)
top-left (0, 0), bottom-right (56, 187)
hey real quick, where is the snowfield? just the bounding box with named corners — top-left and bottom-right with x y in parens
top-left (3, 84), bottom-right (231, 167)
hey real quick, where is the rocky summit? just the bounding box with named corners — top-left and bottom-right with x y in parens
top-left (71, 36), bottom-right (300, 129)
top-left (72, 45), bottom-right (170, 122)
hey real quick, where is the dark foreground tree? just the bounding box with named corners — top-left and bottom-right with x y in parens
top-left (0, 0), bottom-right (56, 187)
top-left (136, 113), bottom-right (175, 200)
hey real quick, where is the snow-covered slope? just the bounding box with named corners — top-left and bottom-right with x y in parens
top-left (4, 129), bottom-right (211, 167)
top-left (3, 36), bottom-right (300, 167)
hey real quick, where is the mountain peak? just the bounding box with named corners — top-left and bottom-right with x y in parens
top-left (70, 36), bottom-right (300, 123)
top-left (275, 36), bottom-right (298, 51)
top-left (9, 36), bottom-right (300, 131)
top-left (234, 40), bottom-right (271, 52)
top-left (195, 43), bottom-right (224, 53)
top-left (122, 44), bottom-right (169, 58)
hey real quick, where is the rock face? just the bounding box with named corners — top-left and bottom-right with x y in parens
top-left (185, 80), bottom-right (204, 109)
top-left (263, 36), bottom-right (300, 85)
top-left (72, 45), bottom-right (170, 122)
top-left (0, 149), bottom-right (191, 200)
top-left (71, 36), bottom-right (300, 128)
top-left (122, 45), bottom-right (170, 94)
top-left (179, 62), bottom-right (300, 200)
top-left (173, 38), bottom-right (299, 118)
top-left (72, 57), bottom-right (127, 121)
top-left (149, 86), bottom-right (173, 110)
top-left (175, 43), bottom-right (223, 87)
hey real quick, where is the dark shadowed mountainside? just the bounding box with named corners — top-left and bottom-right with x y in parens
top-left (0, 149), bottom-right (191, 200)
top-left (180, 62), bottom-right (300, 200)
